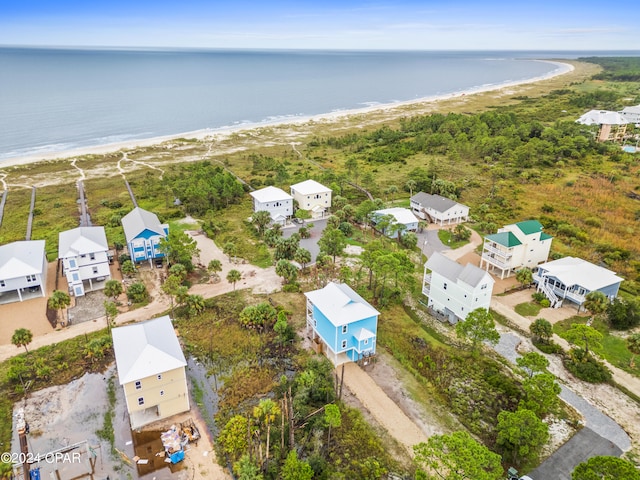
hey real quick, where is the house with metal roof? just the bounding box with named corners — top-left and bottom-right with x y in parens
top-left (371, 207), bottom-right (418, 237)
top-left (423, 252), bottom-right (494, 324)
top-left (121, 207), bottom-right (169, 265)
top-left (290, 179), bottom-right (332, 219)
top-left (112, 315), bottom-right (190, 429)
top-left (410, 192), bottom-right (469, 225)
top-left (0, 240), bottom-right (47, 303)
top-left (620, 105), bottom-right (640, 125)
top-left (480, 220), bottom-right (553, 279)
top-left (58, 226), bottom-right (111, 297)
top-left (305, 282), bottom-right (379, 366)
top-left (249, 186), bottom-right (293, 226)
top-left (533, 257), bottom-right (623, 309)
top-left (576, 109), bottom-right (629, 142)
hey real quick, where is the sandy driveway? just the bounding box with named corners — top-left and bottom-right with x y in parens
top-left (339, 362), bottom-right (429, 457)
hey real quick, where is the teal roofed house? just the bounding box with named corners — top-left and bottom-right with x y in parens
top-left (480, 220), bottom-right (553, 279)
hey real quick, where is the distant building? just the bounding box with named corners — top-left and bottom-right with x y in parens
top-left (58, 226), bottom-right (111, 297)
top-left (112, 316), bottom-right (190, 430)
top-left (410, 192), bottom-right (469, 225)
top-left (305, 282), bottom-right (379, 366)
top-left (371, 207), bottom-right (418, 237)
top-left (249, 186), bottom-right (294, 226)
top-left (480, 220), bottom-right (552, 279)
top-left (533, 257), bottom-right (623, 309)
top-left (121, 207), bottom-right (169, 266)
top-left (0, 240), bottom-right (47, 303)
top-left (423, 252), bottom-right (494, 324)
top-left (619, 105), bottom-right (640, 125)
top-left (576, 109), bottom-right (628, 142)
top-left (290, 180), bottom-right (332, 218)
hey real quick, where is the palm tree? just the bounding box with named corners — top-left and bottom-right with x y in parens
top-left (207, 259), bottom-right (222, 281)
top-left (251, 210), bottom-right (272, 238)
top-left (253, 398), bottom-right (280, 466)
top-left (11, 328), bottom-right (33, 354)
top-left (406, 179), bottom-right (417, 197)
top-left (186, 294), bottom-right (206, 318)
top-left (48, 290), bottom-right (71, 327)
top-left (583, 291), bottom-right (608, 318)
top-left (227, 269), bottom-right (242, 291)
top-left (627, 333), bottom-right (640, 368)
top-left (104, 279), bottom-right (123, 303)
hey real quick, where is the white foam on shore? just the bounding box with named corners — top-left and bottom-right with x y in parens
top-left (1, 60), bottom-right (574, 169)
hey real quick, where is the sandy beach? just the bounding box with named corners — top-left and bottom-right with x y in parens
top-left (1, 60), bottom-right (574, 170)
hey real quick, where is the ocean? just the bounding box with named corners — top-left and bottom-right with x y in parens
top-left (0, 48), bottom-right (625, 161)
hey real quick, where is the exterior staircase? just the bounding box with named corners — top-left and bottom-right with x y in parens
top-left (538, 280), bottom-right (561, 308)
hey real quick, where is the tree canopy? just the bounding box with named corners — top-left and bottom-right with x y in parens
top-left (572, 455), bottom-right (640, 480)
top-left (455, 308), bottom-right (500, 353)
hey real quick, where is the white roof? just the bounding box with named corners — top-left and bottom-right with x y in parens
top-left (354, 328), bottom-right (376, 341)
top-left (305, 282), bottom-right (379, 327)
top-left (58, 226), bottom-right (108, 259)
top-left (373, 207), bottom-right (418, 225)
top-left (426, 252), bottom-right (493, 288)
top-left (121, 207), bottom-right (166, 243)
top-left (249, 186), bottom-right (292, 203)
top-left (112, 315), bottom-right (187, 385)
top-left (538, 257), bottom-right (623, 291)
top-left (576, 110), bottom-right (628, 126)
top-left (290, 180), bottom-right (332, 195)
top-left (621, 105), bottom-right (640, 115)
top-left (0, 240), bottom-right (46, 279)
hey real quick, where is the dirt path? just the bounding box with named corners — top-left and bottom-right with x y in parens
top-left (339, 362), bottom-right (429, 457)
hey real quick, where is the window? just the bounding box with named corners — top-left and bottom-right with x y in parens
top-left (138, 397), bottom-right (144, 406)
top-left (364, 338), bottom-right (369, 345)
top-left (26, 275), bottom-right (36, 282)
top-left (341, 340), bottom-right (347, 349)
top-left (135, 381), bottom-right (142, 390)
top-left (72, 273), bottom-right (79, 282)
top-left (157, 374), bottom-right (162, 380)
top-left (443, 282), bottom-right (447, 290)
top-left (481, 284), bottom-right (487, 290)
top-left (92, 267), bottom-right (98, 274)
top-left (341, 325), bottom-right (348, 334)
top-left (0, 280), bottom-right (4, 287)
top-left (160, 390), bottom-right (165, 397)
top-left (90, 253), bottom-right (95, 260)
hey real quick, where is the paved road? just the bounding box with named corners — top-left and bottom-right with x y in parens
top-left (283, 218), bottom-right (328, 263)
top-left (493, 332), bottom-right (630, 479)
top-left (528, 427), bottom-right (621, 480)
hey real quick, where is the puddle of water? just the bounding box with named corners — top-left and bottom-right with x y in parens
top-left (186, 356), bottom-right (220, 436)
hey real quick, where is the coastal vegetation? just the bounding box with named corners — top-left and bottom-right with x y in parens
top-left (1, 58), bottom-right (640, 477)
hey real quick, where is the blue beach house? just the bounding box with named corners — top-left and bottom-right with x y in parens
top-left (305, 282), bottom-right (379, 366)
top-left (121, 207), bottom-right (169, 266)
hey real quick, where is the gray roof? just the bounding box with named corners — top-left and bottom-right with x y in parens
top-left (58, 226), bottom-right (108, 259)
top-left (112, 315), bottom-right (187, 385)
top-left (576, 110), bottom-right (628, 126)
top-left (0, 240), bottom-right (46, 279)
top-left (304, 282), bottom-right (379, 327)
top-left (425, 252), bottom-right (490, 288)
top-left (121, 207), bottom-right (166, 244)
top-left (411, 192), bottom-right (463, 214)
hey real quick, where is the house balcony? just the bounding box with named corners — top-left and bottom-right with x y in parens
top-left (482, 244), bottom-right (513, 259)
top-left (422, 274), bottom-right (431, 296)
top-left (481, 253), bottom-right (512, 270)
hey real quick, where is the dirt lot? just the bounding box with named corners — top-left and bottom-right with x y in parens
top-left (11, 365), bottom-right (229, 480)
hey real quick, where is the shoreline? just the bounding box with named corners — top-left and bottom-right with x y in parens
top-left (1, 60), bottom-right (574, 169)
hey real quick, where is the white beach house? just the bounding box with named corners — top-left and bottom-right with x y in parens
top-left (249, 186), bottom-right (294, 225)
top-left (410, 192), bottom-right (469, 225)
top-left (0, 240), bottom-right (47, 303)
top-left (59, 226), bottom-right (111, 297)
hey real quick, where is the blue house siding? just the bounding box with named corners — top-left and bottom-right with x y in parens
top-left (312, 306), bottom-right (337, 352)
top-left (312, 305), bottom-right (377, 358)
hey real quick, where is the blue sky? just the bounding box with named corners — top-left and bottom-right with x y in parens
top-left (2, 0), bottom-right (639, 50)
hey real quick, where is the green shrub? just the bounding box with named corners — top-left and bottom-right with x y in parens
top-left (564, 353), bottom-right (612, 383)
top-left (540, 299), bottom-right (551, 308)
top-left (532, 292), bottom-right (546, 303)
top-left (533, 338), bottom-right (564, 355)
